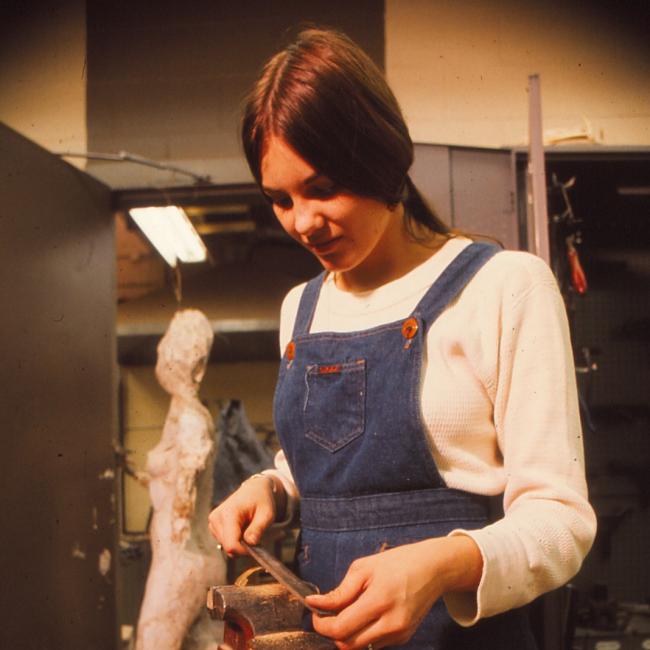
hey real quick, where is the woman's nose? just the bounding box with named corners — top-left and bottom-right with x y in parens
top-left (293, 201), bottom-right (325, 236)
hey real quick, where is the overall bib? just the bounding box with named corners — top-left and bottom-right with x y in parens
top-left (273, 243), bottom-right (537, 649)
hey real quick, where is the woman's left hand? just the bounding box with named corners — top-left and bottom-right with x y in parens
top-left (305, 536), bottom-right (482, 650)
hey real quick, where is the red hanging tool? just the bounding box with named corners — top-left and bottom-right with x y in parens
top-left (566, 235), bottom-right (587, 295)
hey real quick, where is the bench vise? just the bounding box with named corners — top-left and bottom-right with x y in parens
top-left (207, 581), bottom-right (336, 649)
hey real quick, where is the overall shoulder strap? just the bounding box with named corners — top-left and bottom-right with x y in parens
top-left (414, 242), bottom-right (500, 333)
top-left (291, 271), bottom-right (327, 337)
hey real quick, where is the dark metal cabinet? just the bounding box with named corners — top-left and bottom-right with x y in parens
top-left (0, 123), bottom-right (117, 649)
top-left (413, 143), bottom-right (519, 249)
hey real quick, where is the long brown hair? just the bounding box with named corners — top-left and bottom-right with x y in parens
top-left (242, 28), bottom-right (451, 238)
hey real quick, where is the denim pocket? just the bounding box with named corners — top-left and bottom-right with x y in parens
top-left (304, 359), bottom-right (366, 452)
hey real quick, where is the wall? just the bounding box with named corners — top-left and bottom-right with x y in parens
top-left (0, 0), bottom-right (87, 165)
top-left (0, 1), bottom-right (384, 187)
top-left (386, 0), bottom-right (650, 147)
top-left (3, 1), bottom-right (649, 183)
top-left (85, 0), bottom-right (385, 187)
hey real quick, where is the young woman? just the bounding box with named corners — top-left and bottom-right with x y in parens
top-left (208, 28), bottom-right (596, 650)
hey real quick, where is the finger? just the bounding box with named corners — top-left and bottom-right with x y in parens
top-left (242, 502), bottom-right (275, 545)
top-left (214, 508), bottom-right (250, 555)
top-left (336, 611), bottom-right (418, 650)
top-left (312, 604), bottom-right (378, 648)
top-left (339, 594), bottom-right (426, 650)
top-left (339, 620), bottom-right (392, 650)
top-left (207, 509), bottom-right (228, 546)
top-left (215, 523), bottom-right (246, 557)
top-left (311, 591), bottom-right (381, 641)
top-left (307, 564), bottom-right (368, 611)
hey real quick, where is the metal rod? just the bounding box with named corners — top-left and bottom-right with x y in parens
top-left (527, 74), bottom-right (550, 263)
top-left (54, 150), bottom-right (212, 184)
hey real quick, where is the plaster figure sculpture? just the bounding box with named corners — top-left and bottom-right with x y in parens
top-left (135, 309), bottom-right (225, 650)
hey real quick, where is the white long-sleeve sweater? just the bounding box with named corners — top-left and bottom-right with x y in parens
top-left (269, 236), bottom-right (596, 625)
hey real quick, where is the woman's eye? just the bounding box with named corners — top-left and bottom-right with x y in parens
top-left (265, 194), bottom-right (292, 210)
top-left (310, 184), bottom-right (338, 199)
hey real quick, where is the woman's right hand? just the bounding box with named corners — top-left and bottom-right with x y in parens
top-left (207, 474), bottom-right (282, 556)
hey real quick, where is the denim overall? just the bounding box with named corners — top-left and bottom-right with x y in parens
top-left (273, 243), bottom-right (537, 649)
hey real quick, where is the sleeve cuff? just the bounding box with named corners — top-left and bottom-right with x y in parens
top-left (442, 529), bottom-right (484, 626)
top-left (261, 469), bottom-right (299, 528)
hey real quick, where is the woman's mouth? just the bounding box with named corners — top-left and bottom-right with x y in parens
top-left (306, 237), bottom-right (341, 255)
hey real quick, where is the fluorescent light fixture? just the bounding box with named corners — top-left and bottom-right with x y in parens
top-left (129, 206), bottom-right (207, 267)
